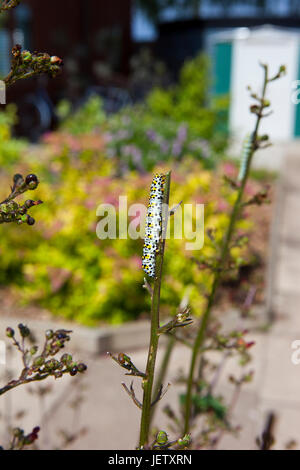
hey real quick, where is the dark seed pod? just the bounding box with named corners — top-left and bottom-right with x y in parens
top-left (18, 323), bottom-right (30, 337)
top-left (25, 174), bottom-right (39, 190)
top-left (77, 363), bottom-right (87, 373)
top-left (24, 200), bottom-right (35, 209)
top-left (54, 371), bottom-right (63, 379)
top-left (70, 366), bottom-right (78, 376)
top-left (27, 216), bottom-right (35, 226)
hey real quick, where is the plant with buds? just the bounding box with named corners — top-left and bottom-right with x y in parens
top-left (3, 426), bottom-right (41, 450)
top-left (150, 430), bottom-right (191, 450)
top-left (0, 325), bottom-right (87, 397)
top-left (109, 63), bottom-right (284, 450)
top-left (0, 1), bottom-right (81, 451)
top-left (4, 45), bottom-right (63, 87)
top-left (0, 325), bottom-right (87, 449)
top-left (181, 64), bottom-right (286, 439)
top-left (0, 173), bottom-right (42, 225)
top-left (0, 0), bottom-right (62, 228)
top-left (0, 0), bottom-right (20, 12)
top-left (110, 172), bottom-right (195, 449)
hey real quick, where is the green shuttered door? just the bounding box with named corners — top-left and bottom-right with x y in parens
top-left (213, 41), bottom-right (232, 134)
top-left (214, 42), bottom-right (232, 96)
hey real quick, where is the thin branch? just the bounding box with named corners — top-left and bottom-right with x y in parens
top-left (143, 277), bottom-right (153, 297)
top-left (121, 382), bottom-right (142, 410)
top-left (151, 382), bottom-right (171, 407)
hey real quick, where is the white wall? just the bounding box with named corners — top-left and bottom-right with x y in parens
top-left (229, 30), bottom-right (299, 144)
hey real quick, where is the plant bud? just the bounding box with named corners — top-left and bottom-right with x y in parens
top-left (6, 327), bottom-right (14, 338)
top-left (22, 50), bottom-right (32, 63)
top-left (13, 173), bottom-right (23, 185)
top-left (250, 105), bottom-right (260, 114)
top-left (279, 65), bottom-right (286, 74)
top-left (33, 356), bottom-right (45, 367)
top-left (18, 323), bottom-right (30, 337)
top-left (45, 329), bottom-right (54, 340)
top-left (156, 431), bottom-right (168, 445)
top-left (61, 353), bottom-right (72, 364)
top-left (24, 199), bottom-right (35, 208)
top-left (27, 216), bottom-right (35, 226)
top-left (25, 174), bottom-right (39, 190)
top-left (70, 366), bottom-right (78, 376)
top-left (50, 56), bottom-right (63, 65)
top-left (77, 363), bottom-right (87, 373)
top-left (177, 434), bottom-right (191, 446)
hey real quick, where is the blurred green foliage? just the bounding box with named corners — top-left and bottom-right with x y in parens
top-left (58, 54), bottom-right (228, 171)
top-left (0, 53), bottom-right (264, 326)
top-left (106, 108), bottom-right (214, 172)
top-left (0, 104), bottom-right (27, 167)
top-left (146, 55), bottom-right (228, 151)
top-left (57, 96), bottom-right (106, 136)
top-left (0, 128), bottom-right (259, 325)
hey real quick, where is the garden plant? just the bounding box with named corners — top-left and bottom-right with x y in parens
top-left (0, 0), bottom-right (87, 450)
top-left (0, 0), bottom-right (285, 452)
top-left (111, 62), bottom-right (285, 449)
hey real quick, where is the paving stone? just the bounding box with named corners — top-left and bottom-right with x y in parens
top-left (281, 152), bottom-right (300, 193)
top-left (257, 399), bottom-right (300, 449)
top-left (274, 242), bottom-right (300, 295)
top-left (1, 151), bottom-right (300, 449)
top-left (260, 334), bottom-right (300, 405)
top-left (279, 192), bottom-right (300, 244)
top-left (271, 293), bottom-right (300, 336)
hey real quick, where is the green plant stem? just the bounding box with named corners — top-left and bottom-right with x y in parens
top-left (139, 171), bottom-right (171, 448)
top-left (150, 333), bottom-right (176, 425)
top-left (183, 65), bottom-right (269, 435)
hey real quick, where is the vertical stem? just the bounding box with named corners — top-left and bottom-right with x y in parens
top-left (150, 334), bottom-right (176, 426)
top-left (139, 172), bottom-right (171, 448)
top-left (183, 66), bottom-right (269, 435)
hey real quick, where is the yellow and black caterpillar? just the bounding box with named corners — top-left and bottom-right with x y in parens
top-left (142, 173), bottom-right (166, 278)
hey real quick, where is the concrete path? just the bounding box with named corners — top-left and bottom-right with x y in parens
top-left (1, 153), bottom-right (300, 450)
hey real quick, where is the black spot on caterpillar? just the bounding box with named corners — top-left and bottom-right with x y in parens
top-left (142, 173), bottom-right (166, 278)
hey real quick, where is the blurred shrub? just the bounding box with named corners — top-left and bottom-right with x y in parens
top-left (0, 104), bottom-right (27, 168)
top-left (146, 54), bottom-right (228, 151)
top-left (129, 47), bottom-right (170, 101)
top-left (105, 107), bottom-right (213, 172)
top-left (0, 134), bottom-right (261, 325)
top-left (57, 96), bottom-right (106, 136)
top-left (57, 54), bottom-right (229, 172)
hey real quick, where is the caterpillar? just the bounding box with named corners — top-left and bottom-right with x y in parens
top-left (238, 132), bottom-right (255, 182)
top-left (142, 173), bottom-right (166, 278)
